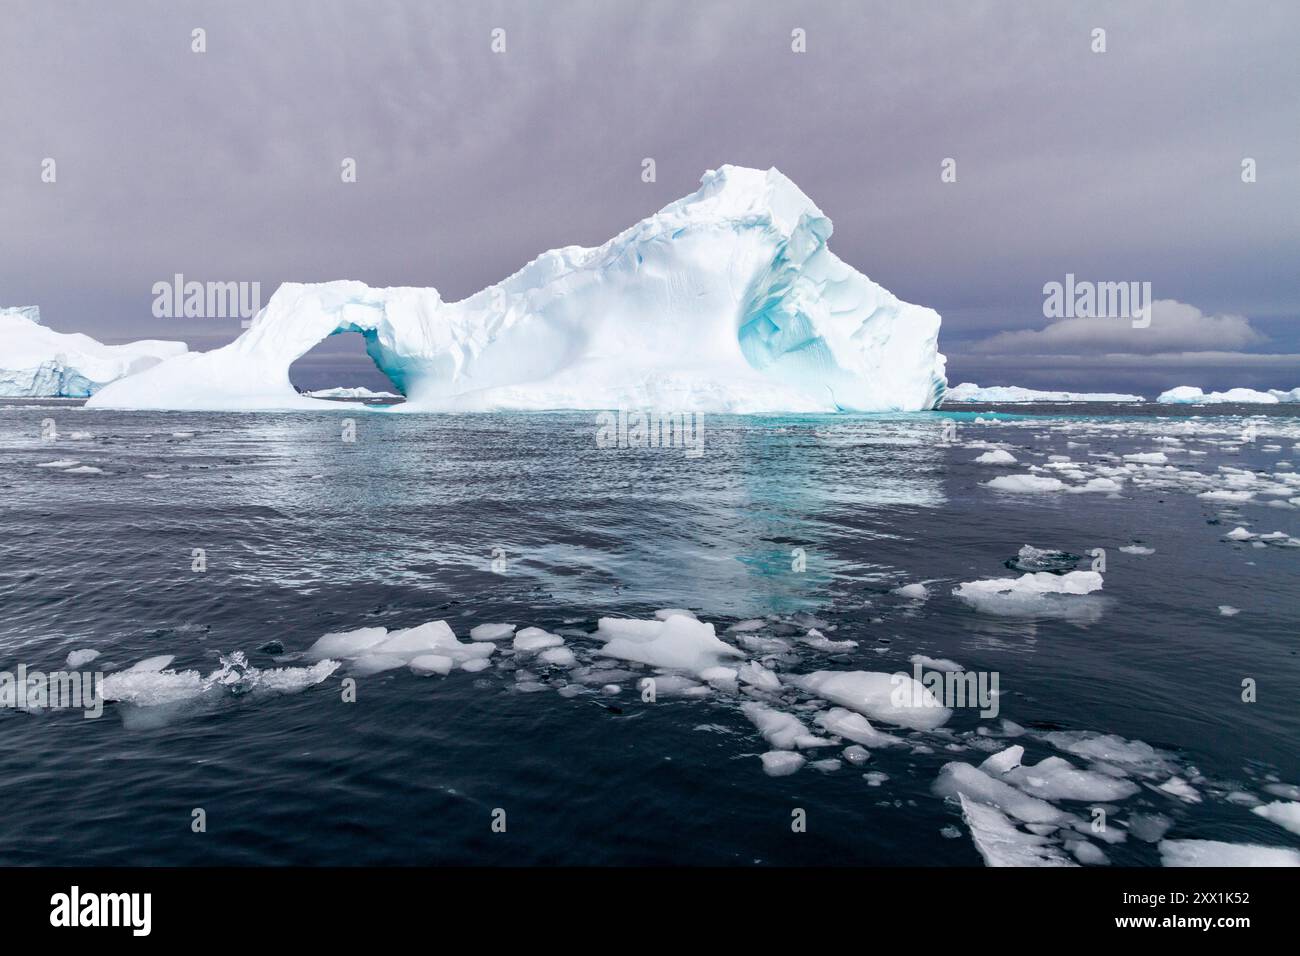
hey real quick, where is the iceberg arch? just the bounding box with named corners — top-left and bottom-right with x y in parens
top-left (89, 166), bottom-right (947, 413)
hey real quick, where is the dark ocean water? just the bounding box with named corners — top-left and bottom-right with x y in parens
top-left (0, 400), bottom-right (1296, 865)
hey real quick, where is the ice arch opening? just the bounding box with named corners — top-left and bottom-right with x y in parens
top-left (287, 327), bottom-right (406, 400)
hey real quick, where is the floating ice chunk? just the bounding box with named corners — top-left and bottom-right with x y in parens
top-left (1218, 605), bottom-right (1240, 617)
top-left (103, 654), bottom-right (337, 716)
top-left (952, 570), bottom-right (1103, 619)
top-left (36, 459), bottom-right (79, 468)
top-left (460, 658), bottom-right (492, 674)
top-left (640, 674), bottom-right (708, 698)
top-left (759, 751), bottom-right (806, 776)
top-left (1251, 801), bottom-right (1300, 836)
top-left (1263, 783), bottom-right (1300, 801)
top-left (973, 449), bottom-right (1018, 465)
top-left (801, 629), bottom-right (858, 652)
top-left (306, 620), bottom-right (493, 673)
top-left (740, 702), bottom-right (832, 749)
top-left (62, 465), bottom-right (104, 475)
top-left (727, 619), bottom-right (768, 633)
top-left (1119, 544), bottom-right (1154, 555)
top-left (811, 759), bottom-right (842, 773)
top-left (538, 646), bottom-right (577, 667)
top-left (892, 582), bottom-right (930, 600)
top-left (736, 660), bottom-right (782, 692)
top-left (979, 745), bottom-right (1024, 775)
top-left (1069, 841), bottom-right (1110, 865)
top-left (698, 666), bottom-right (738, 692)
top-left (1008, 545), bottom-right (1080, 573)
top-left (1123, 452), bottom-right (1168, 464)
top-left (409, 655), bottom-right (454, 676)
top-left (843, 745), bottom-right (871, 765)
top-left (909, 653), bottom-right (962, 672)
top-left (813, 707), bottom-right (906, 747)
top-left (513, 627), bottom-right (564, 652)
top-left (65, 649), bottom-right (100, 668)
top-left (1157, 776), bottom-right (1202, 803)
top-left (1125, 813), bottom-right (1173, 843)
top-left (1001, 756), bottom-right (1140, 801)
top-left (596, 615), bottom-right (743, 673)
top-left (1225, 526), bottom-right (1254, 540)
top-left (985, 474), bottom-right (1066, 493)
top-left (863, 772), bottom-right (889, 786)
top-left (793, 670), bottom-right (952, 730)
top-left (1159, 839), bottom-right (1300, 867)
top-left (1069, 477), bottom-right (1122, 493)
top-left (306, 386), bottom-right (399, 399)
top-left (934, 762), bottom-right (1070, 825)
top-left (958, 795), bottom-right (1076, 867)
top-left (1038, 731), bottom-right (1174, 777)
top-left (1199, 489), bottom-right (1254, 502)
top-left (469, 623), bottom-right (516, 641)
top-left (305, 626), bottom-right (388, 659)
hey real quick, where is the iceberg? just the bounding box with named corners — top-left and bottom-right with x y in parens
top-left (0, 306), bottom-right (187, 397)
top-left (944, 382), bottom-right (1144, 403)
top-left (87, 166), bottom-right (947, 413)
top-left (1157, 385), bottom-right (1295, 404)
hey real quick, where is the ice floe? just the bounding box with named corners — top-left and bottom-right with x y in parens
top-left (952, 570), bottom-right (1104, 619)
top-left (1158, 839), bottom-right (1300, 866)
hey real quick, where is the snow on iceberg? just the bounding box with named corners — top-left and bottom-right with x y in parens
top-left (1157, 385), bottom-right (1293, 404)
top-left (0, 306), bottom-right (187, 397)
top-left (944, 382), bottom-right (1144, 403)
top-left (87, 166), bottom-right (947, 413)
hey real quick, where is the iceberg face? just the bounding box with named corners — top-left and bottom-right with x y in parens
top-left (944, 382), bottom-right (1144, 403)
top-left (1, 305), bottom-right (42, 325)
top-left (1157, 385), bottom-right (1295, 404)
top-left (0, 308), bottom-right (188, 397)
top-left (88, 166), bottom-right (947, 412)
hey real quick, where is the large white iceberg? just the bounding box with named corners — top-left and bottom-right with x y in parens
top-left (1157, 385), bottom-right (1297, 404)
top-left (88, 166), bottom-right (947, 413)
top-left (0, 307), bottom-right (187, 397)
top-left (944, 382), bottom-right (1144, 403)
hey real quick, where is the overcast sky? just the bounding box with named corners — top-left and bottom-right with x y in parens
top-left (2, 0), bottom-right (1297, 393)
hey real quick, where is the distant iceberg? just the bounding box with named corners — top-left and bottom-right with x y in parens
top-left (88, 166), bottom-right (947, 413)
top-left (944, 382), bottom-right (1144, 403)
top-left (0, 306), bottom-right (187, 397)
top-left (305, 386), bottom-right (400, 400)
top-left (1157, 386), bottom-right (1298, 405)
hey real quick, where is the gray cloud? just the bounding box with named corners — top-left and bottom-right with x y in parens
top-left (973, 299), bottom-right (1268, 354)
top-left (1, 0), bottom-right (1297, 392)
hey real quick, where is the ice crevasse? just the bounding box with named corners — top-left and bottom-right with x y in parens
top-left (88, 166), bottom-right (947, 413)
